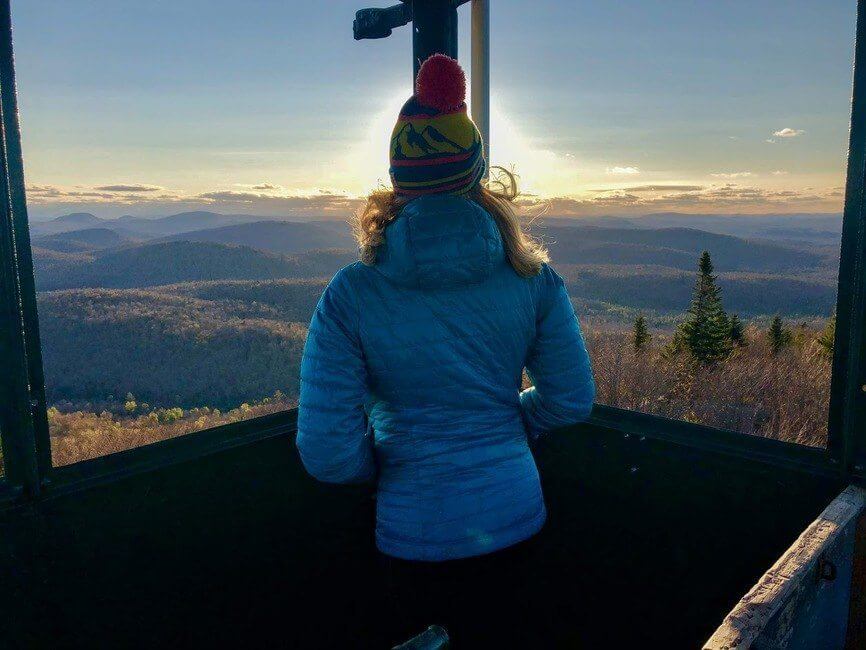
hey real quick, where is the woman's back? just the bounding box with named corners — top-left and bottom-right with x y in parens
top-left (297, 194), bottom-right (595, 560)
top-left (297, 53), bottom-right (594, 563)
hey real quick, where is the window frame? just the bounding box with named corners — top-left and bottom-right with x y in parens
top-left (0, 0), bottom-right (863, 504)
top-left (828, 0), bottom-right (866, 486)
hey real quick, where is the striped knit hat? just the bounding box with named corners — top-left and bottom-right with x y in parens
top-left (389, 54), bottom-right (486, 197)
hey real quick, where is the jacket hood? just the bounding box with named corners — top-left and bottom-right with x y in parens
top-left (375, 194), bottom-right (505, 289)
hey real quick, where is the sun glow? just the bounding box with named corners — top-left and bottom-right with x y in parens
top-left (487, 98), bottom-right (588, 197)
top-left (329, 88), bottom-right (593, 200)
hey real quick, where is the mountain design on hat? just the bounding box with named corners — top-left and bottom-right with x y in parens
top-left (389, 54), bottom-right (486, 197)
top-left (392, 122), bottom-right (464, 158)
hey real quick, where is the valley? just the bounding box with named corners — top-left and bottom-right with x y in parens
top-left (27, 209), bottom-right (841, 464)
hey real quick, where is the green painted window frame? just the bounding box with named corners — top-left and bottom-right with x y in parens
top-left (0, 0), bottom-right (863, 507)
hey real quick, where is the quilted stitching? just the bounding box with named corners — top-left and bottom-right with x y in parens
top-left (296, 195), bottom-right (595, 561)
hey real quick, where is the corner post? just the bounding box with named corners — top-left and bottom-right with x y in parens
top-left (830, 0), bottom-right (866, 481)
top-left (471, 0), bottom-right (489, 176)
top-left (0, 0), bottom-right (40, 497)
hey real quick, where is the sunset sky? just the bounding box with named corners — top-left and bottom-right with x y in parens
top-left (13, 0), bottom-right (857, 220)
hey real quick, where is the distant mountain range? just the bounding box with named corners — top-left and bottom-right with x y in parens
top-left (34, 227), bottom-right (143, 253)
top-left (33, 240), bottom-right (356, 291)
top-left (32, 209), bottom-right (842, 245)
top-left (32, 208), bottom-right (842, 410)
top-left (536, 224), bottom-right (828, 273)
top-left (159, 220), bottom-right (355, 254)
top-left (544, 212), bottom-right (842, 244)
top-left (29, 208), bottom-right (841, 321)
top-left (30, 210), bottom-right (286, 237)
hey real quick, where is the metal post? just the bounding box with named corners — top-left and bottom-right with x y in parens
top-left (471, 0), bottom-right (489, 176)
top-left (0, 0), bottom-right (51, 479)
top-left (411, 0), bottom-right (458, 80)
top-left (829, 0), bottom-right (866, 480)
top-left (0, 1), bottom-right (39, 496)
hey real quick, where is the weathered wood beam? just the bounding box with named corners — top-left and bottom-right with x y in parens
top-left (704, 485), bottom-right (866, 650)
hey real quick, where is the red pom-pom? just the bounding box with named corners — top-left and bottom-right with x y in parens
top-left (415, 54), bottom-right (466, 111)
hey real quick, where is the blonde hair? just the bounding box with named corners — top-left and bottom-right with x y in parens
top-left (353, 168), bottom-right (548, 277)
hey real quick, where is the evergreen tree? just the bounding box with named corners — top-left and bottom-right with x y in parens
top-left (729, 314), bottom-right (746, 346)
top-left (633, 315), bottom-right (650, 352)
top-left (768, 315), bottom-right (791, 355)
top-left (675, 251), bottom-right (732, 364)
top-left (817, 313), bottom-right (836, 359)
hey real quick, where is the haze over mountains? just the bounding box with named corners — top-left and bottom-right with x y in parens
top-left (30, 208), bottom-right (841, 410)
top-left (31, 208), bottom-right (842, 240)
top-left (30, 210), bottom-right (286, 237)
top-left (30, 209), bottom-right (840, 314)
top-left (159, 220), bottom-right (356, 254)
top-left (548, 212), bottom-right (842, 243)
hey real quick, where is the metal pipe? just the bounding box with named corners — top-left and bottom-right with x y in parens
top-left (0, 0), bottom-right (42, 497)
top-left (0, 0), bottom-right (52, 479)
top-left (829, 0), bottom-right (866, 477)
top-left (411, 0), bottom-right (458, 80)
top-left (471, 0), bottom-right (489, 177)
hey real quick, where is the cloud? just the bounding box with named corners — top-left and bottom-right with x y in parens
top-left (765, 139), bottom-right (776, 144)
top-left (27, 185), bottom-right (118, 200)
top-left (197, 190), bottom-right (270, 202)
top-left (24, 183), bottom-right (367, 220)
top-left (605, 166), bottom-right (640, 175)
top-left (594, 184), bottom-right (704, 193)
top-left (771, 170), bottom-right (789, 176)
top-left (773, 128), bottom-right (805, 138)
top-left (194, 189), bottom-right (364, 215)
top-left (92, 184), bottom-right (163, 192)
top-left (516, 182), bottom-right (843, 217)
top-left (710, 171), bottom-right (753, 179)
top-left (24, 178), bottom-right (843, 222)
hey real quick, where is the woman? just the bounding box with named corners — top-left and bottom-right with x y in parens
top-left (296, 54), bottom-right (595, 646)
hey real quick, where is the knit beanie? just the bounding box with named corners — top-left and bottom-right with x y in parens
top-left (389, 54), bottom-right (486, 197)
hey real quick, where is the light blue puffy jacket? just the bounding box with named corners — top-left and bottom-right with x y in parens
top-left (296, 194), bottom-right (595, 561)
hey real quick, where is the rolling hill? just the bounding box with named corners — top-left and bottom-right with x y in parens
top-left (115, 211), bottom-right (281, 236)
top-left (33, 227), bottom-right (142, 253)
top-left (33, 240), bottom-right (355, 290)
top-left (29, 212), bottom-right (107, 236)
top-left (159, 278), bottom-right (328, 327)
top-left (29, 210), bottom-right (287, 238)
top-left (544, 212), bottom-right (843, 246)
top-left (29, 217), bottom-right (837, 318)
top-left (160, 219), bottom-right (356, 254)
top-left (38, 287), bottom-right (309, 409)
top-left (555, 264), bottom-right (837, 319)
top-left (537, 225), bottom-right (826, 272)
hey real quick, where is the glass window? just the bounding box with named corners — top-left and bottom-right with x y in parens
top-left (16, 1), bottom-right (410, 465)
top-left (491, 1), bottom-right (853, 447)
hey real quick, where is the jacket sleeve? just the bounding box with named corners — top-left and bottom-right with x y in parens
top-left (520, 265), bottom-right (596, 439)
top-left (296, 268), bottom-right (375, 484)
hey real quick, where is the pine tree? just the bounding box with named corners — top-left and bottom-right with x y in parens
top-left (817, 313), bottom-right (836, 359)
top-left (633, 315), bottom-right (650, 352)
top-left (675, 251), bottom-right (733, 364)
top-left (768, 315), bottom-right (791, 355)
top-left (729, 314), bottom-right (746, 346)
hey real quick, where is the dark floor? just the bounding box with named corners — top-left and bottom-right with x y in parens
top-left (0, 422), bottom-right (841, 649)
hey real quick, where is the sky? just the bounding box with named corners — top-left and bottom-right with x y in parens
top-left (11, 0), bottom-right (857, 220)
